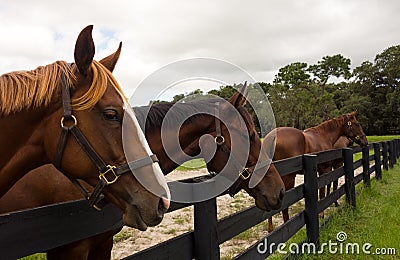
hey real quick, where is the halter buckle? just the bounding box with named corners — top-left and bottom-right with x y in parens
top-left (214, 135), bottom-right (225, 145)
top-left (61, 115), bottom-right (78, 127)
top-left (355, 136), bottom-right (360, 140)
top-left (99, 165), bottom-right (119, 185)
top-left (239, 168), bottom-right (251, 180)
top-left (92, 204), bottom-right (102, 211)
top-left (347, 121), bottom-right (352, 126)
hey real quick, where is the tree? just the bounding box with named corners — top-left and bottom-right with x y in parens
top-left (308, 54), bottom-right (351, 120)
top-left (342, 45), bottom-right (400, 134)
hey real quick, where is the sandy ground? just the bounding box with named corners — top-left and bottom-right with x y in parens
top-left (111, 167), bottom-right (360, 259)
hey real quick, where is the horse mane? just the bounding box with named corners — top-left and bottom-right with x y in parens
top-left (304, 114), bottom-right (348, 134)
top-left (0, 60), bottom-right (125, 116)
top-left (134, 99), bottom-right (218, 131)
top-left (134, 98), bottom-right (255, 133)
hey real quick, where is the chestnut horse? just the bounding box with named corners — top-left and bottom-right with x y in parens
top-left (266, 112), bottom-right (368, 232)
top-left (0, 25), bottom-right (170, 230)
top-left (0, 90), bottom-right (284, 259)
top-left (326, 136), bottom-right (354, 207)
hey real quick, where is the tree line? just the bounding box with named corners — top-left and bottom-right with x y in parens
top-left (153, 45), bottom-right (400, 135)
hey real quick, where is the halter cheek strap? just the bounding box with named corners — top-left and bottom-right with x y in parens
top-left (213, 103), bottom-right (255, 197)
top-left (54, 70), bottom-right (159, 210)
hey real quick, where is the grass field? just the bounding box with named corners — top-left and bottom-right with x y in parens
top-left (367, 135), bottom-right (400, 143)
top-left (300, 162), bottom-right (400, 259)
top-left (353, 135), bottom-right (400, 161)
top-left (267, 162), bottom-right (400, 260)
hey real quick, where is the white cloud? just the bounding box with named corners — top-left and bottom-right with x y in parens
top-left (1, 0), bottom-right (399, 103)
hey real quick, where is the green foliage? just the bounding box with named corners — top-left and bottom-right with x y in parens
top-left (149, 46), bottom-right (400, 135)
top-left (268, 54), bottom-right (351, 128)
top-left (341, 45), bottom-right (400, 134)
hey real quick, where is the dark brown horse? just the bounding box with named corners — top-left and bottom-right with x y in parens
top-left (0, 25), bottom-right (170, 230)
top-left (0, 90), bottom-right (284, 259)
top-left (266, 112), bottom-right (368, 232)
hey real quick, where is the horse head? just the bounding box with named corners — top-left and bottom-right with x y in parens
top-left (44, 25), bottom-right (169, 230)
top-left (343, 111), bottom-right (368, 147)
top-left (199, 85), bottom-right (284, 210)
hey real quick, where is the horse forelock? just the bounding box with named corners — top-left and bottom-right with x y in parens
top-left (0, 60), bottom-right (125, 116)
top-left (72, 60), bottom-right (127, 110)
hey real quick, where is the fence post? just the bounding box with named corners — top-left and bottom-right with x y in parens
top-left (303, 154), bottom-right (319, 245)
top-left (392, 140), bottom-right (398, 165)
top-left (343, 148), bottom-right (356, 209)
top-left (397, 139), bottom-right (400, 159)
top-left (388, 141), bottom-right (394, 168)
top-left (382, 141), bottom-right (389, 171)
top-left (373, 143), bottom-right (382, 180)
top-left (194, 197), bottom-right (219, 260)
top-left (362, 146), bottom-right (371, 187)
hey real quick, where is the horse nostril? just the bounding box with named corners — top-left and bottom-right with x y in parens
top-left (158, 197), bottom-right (170, 214)
top-left (279, 188), bottom-right (285, 201)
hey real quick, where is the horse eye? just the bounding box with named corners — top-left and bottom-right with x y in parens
top-left (103, 109), bottom-right (119, 121)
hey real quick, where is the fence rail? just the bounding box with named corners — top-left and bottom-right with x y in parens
top-left (0, 139), bottom-right (399, 259)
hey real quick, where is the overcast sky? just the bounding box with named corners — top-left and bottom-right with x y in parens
top-left (1, 0), bottom-right (399, 104)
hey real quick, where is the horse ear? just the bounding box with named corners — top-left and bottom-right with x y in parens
top-left (74, 25), bottom-right (95, 76)
top-left (228, 81), bottom-right (248, 108)
top-left (99, 42), bottom-right (122, 72)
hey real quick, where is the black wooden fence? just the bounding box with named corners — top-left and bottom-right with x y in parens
top-left (1, 139), bottom-right (399, 259)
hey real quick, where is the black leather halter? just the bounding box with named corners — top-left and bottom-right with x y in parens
top-left (213, 104), bottom-right (257, 197)
top-left (343, 115), bottom-right (365, 141)
top-left (54, 71), bottom-right (159, 210)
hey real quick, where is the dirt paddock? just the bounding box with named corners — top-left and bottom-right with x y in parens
top-left (111, 167), bottom-right (360, 259)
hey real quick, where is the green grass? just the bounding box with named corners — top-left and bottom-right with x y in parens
top-left (352, 135), bottom-right (400, 162)
top-left (19, 254), bottom-right (46, 260)
top-left (299, 163), bottom-right (400, 259)
top-left (113, 229), bottom-right (138, 243)
top-left (367, 135), bottom-right (400, 143)
top-left (175, 158), bottom-right (206, 170)
top-left (267, 163), bottom-right (400, 260)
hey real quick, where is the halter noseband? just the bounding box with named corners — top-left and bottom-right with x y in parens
top-left (54, 71), bottom-right (159, 210)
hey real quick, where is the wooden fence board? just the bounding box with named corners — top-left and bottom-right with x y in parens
top-left (317, 185), bottom-right (345, 213)
top-left (1, 140), bottom-right (398, 260)
top-left (317, 167), bottom-right (344, 189)
top-left (0, 200), bottom-right (122, 259)
top-left (218, 184), bottom-right (303, 244)
top-left (232, 211), bottom-right (305, 259)
top-left (315, 149), bottom-right (342, 164)
top-left (123, 232), bottom-right (194, 260)
top-left (274, 156), bottom-right (303, 176)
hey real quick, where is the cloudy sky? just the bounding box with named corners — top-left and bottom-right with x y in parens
top-left (1, 0), bottom-right (399, 104)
